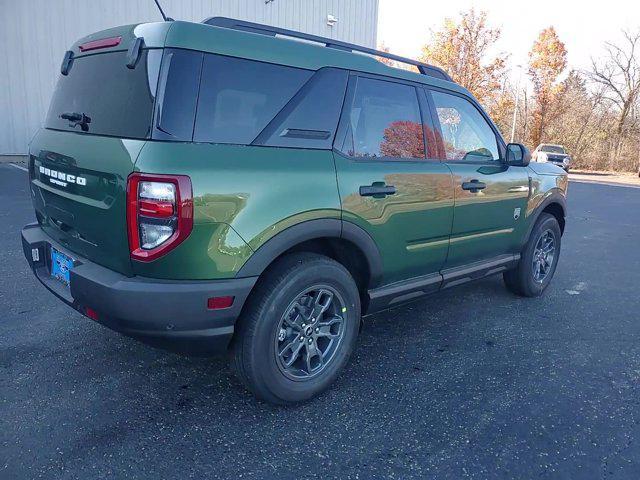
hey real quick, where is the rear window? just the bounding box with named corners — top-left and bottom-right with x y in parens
top-left (45, 50), bottom-right (161, 139)
top-left (193, 54), bottom-right (313, 144)
top-left (540, 145), bottom-right (565, 154)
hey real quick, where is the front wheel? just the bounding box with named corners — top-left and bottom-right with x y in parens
top-left (504, 213), bottom-right (562, 297)
top-left (230, 253), bottom-right (360, 404)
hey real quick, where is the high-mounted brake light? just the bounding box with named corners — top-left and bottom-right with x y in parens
top-left (79, 36), bottom-right (122, 52)
top-left (127, 173), bottom-right (193, 262)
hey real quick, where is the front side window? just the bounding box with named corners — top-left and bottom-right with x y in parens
top-left (341, 77), bottom-right (425, 159)
top-left (194, 54), bottom-right (312, 145)
top-left (431, 91), bottom-right (499, 162)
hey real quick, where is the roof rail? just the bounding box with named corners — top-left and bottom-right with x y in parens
top-left (202, 17), bottom-right (453, 82)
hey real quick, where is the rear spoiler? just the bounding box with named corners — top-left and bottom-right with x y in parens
top-left (60, 36), bottom-right (145, 75)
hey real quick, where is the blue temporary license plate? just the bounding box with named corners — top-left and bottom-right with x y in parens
top-left (51, 247), bottom-right (74, 287)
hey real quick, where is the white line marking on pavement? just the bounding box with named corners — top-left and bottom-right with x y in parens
top-left (566, 281), bottom-right (587, 295)
top-left (9, 163), bottom-right (28, 172)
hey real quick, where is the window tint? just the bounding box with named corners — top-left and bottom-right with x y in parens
top-left (154, 49), bottom-right (203, 141)
top-left (194, 54), bottom-right (313, 144)
top-left (256, 68), bottom-right (348, 149)
top-left (341, 77), bottom-right (425, 159)
top-left (45, 50), bottom-right (160, 139)
top-left (539, 145), bottom-right (565, 154)
top-left (431, 91), bottom-right (499, 162)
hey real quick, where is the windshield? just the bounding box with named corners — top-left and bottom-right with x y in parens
top-left (540, 145), bottom-right (566, 154)
top-left (45, 49), bottom-right (161, 139)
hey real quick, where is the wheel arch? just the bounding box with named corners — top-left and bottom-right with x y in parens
top-left (523, 193), bottom-right (567, 247)
top-left (235, 219), bottom-right (384, 293)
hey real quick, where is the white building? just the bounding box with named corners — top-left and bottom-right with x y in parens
top-left (0, 0), bottom-right (379, 155)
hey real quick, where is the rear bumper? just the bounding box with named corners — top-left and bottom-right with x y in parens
top-left (21, 223), bottom-right (257, 355)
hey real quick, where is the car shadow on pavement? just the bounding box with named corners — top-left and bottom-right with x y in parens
top-left (72, 273), bottom-right (519, 413)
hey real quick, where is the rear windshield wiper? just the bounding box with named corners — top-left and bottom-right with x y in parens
top-left (60, 112), bottom-right (91, 132)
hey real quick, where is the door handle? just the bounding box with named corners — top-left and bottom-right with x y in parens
top-left (359, 184), bottom-right (397, 197)
top-left (461, 179), bottom-right (486, 192)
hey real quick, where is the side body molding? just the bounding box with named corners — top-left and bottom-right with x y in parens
top-left (235, 219), bottom-right (383, 288)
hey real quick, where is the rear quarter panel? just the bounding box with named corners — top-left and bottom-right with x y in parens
top-left (133, 143), bottom-right (341, 280)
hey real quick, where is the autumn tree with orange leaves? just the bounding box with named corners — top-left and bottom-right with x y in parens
top-left (528, 27), bottom-right (568, 147)
top-left (378, 10), bottom-right (639, 173)
top-left (419, 9), bottom-right (508, 113)
top-left (380, 121), bottom-right (425, 158)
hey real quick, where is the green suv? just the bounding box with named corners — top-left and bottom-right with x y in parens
top-left (21, 18), bottom-right (568, 404)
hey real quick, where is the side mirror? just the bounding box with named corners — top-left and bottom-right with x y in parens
top-left (506, 143), bottom-right (531, 167)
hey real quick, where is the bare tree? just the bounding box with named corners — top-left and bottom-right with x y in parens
top-left (590, 30), bottom-right (640, 167)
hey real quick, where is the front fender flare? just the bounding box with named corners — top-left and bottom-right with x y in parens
top-left (522, 192), bottom-right (567, 247)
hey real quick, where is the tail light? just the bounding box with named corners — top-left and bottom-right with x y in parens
top-left (127, 173), bottom-right (193, 262)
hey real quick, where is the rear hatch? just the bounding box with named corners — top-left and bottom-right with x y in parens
top-left (29, 25), bottom-right (166, 275)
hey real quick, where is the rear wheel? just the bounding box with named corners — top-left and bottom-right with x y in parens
top-left (504, 213), bottom-right (562, 297)
top-left (230, 253), bottom-right (360, 404)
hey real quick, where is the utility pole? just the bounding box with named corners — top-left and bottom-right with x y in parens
top-left (510, 65), bottom-right (523, 143)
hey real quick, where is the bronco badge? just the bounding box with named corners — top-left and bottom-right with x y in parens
top-left (39, 166), bottom-right (86, 188)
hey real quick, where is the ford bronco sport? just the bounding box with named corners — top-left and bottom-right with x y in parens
top-left (21, 18), bottom-right (568, 404)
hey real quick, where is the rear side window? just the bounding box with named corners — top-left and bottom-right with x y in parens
top-left (430, 90), bottom-right (499, 162)
top-left (194, 54), bottom-right (313, 144)
top-left (254, 68), bottom-right (349, 149)
top-left (339, 77), bottom-right (425, 159)
top-left (154, 49), bottom-right (203, 141)
top-left (45, 50), bottom-right (160, 139)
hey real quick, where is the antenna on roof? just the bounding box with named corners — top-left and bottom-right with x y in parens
top-left (153, 0), bottom-right (174, 21)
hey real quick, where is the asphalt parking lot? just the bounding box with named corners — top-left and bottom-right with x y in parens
top-left (2, 162), bottom-right (639, 479)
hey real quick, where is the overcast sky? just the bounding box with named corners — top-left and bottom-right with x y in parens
top-left (377, 0), bottom-right (638, 75)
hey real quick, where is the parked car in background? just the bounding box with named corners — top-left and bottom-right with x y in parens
top-left (533, 144), bottom-right (572, 171)
top-left (21, 18), bottom-right (568, 405)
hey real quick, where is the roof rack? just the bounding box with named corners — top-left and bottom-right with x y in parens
top-left (202, 17), bottom-right (453, 82)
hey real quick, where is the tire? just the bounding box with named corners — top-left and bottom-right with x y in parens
top-left (504, 213), bottom-right (562, 297)
top-left (230, 252), bottom-right (361, 404)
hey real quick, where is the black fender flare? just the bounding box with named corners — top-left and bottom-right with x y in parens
top-left (235, 219), bottom-right (383, 288)
top-left (522, 192), bottom-right (567, 247)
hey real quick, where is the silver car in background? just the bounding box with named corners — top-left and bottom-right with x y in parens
top-left (533, 144), bottom-right (572, 172)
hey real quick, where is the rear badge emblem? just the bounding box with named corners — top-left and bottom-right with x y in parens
top-left (514, 208), bottom-right (521, 220)
top-left (39, 166), bottom-right (86, 188)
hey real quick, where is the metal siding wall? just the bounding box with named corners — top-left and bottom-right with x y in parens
top-left (0, 0), bottom-right (378, 154)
